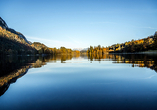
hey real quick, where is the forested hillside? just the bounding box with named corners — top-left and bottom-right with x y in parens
top-left (0, 17), bottom-right (80, 56)
top-left (0, 26), bottom-right (37, 55)
top-left (87, 32), bottom-right (157, 54)
top-left (31, 42), bottom-right (80, 55)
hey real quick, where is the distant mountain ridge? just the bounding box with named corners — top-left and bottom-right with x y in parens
top-left (73, 48), bottom-right (88, 51)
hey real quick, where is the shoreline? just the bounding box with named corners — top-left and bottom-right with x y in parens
top-left (108, 50), bottom-right (157, 55)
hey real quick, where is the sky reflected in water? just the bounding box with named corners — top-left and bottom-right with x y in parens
top-left (0, 54), bottom-right (157, 110)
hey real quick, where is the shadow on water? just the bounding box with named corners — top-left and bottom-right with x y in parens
top-left (0, 54), bottom-right (157, 96)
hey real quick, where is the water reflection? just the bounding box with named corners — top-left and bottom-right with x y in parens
top-left (0, 56), bottom-right (37, 96)
top-left (0, 55), bottom-right (80, 96)
top-left (0, 54), bottom-right (157, 97)
top-left (88, 54), bottom-right (157, 72)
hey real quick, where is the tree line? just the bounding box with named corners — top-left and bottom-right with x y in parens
top-left (0, 26), bottom-right (80, 56)
top-left (31, 42), bottom-right (80, 55)
top-left (87, 32), bottom-right (157, 54)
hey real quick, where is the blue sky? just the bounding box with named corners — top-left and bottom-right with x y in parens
top-left (1, 0), bottom-right (157, 49)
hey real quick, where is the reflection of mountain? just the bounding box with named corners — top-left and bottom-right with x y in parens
top-left (0, 54), bottom-right (80, 96)
top-left (0, 66), bottom-right (29, 96)
top-left (1, 54), bottom-right (157, 97)
top-left (0, 56), bottom-right (38, 96)
top-left (88, 54), bottom-right (157, 72)
top-left (0, 83), bottom-right (9, 96)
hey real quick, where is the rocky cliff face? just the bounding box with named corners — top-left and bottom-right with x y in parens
top-left (0, 17), bottom-right (8, 29)
top-left (0, 17), bottom-right (30, 44)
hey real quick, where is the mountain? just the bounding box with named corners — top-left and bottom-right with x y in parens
top-left (0, 17), bottom-right (30, 44)
top-left (0, 17), bottom-right (76, 55)
top-left (0, 17), bottom-right (37, 55)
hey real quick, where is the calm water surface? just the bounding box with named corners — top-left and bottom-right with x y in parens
top-left (0, 54), bottom-right (157, 110)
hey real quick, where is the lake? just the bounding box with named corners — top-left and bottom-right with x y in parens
top-left (0, 54), bottom-right (157, 110)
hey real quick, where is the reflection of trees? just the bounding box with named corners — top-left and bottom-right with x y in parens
top-left (88, 54), bottom-right (157, 72)
top-left (0, 56), bottom-right (38, 77)
top-left (1, 54), bottom-right (157, 97)
top-left (32, 59), bottom-right (46, 68)
top-left (0, 54), bottom-right (80, 96)
top-left (31, 55), bottom-right (73, 65)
